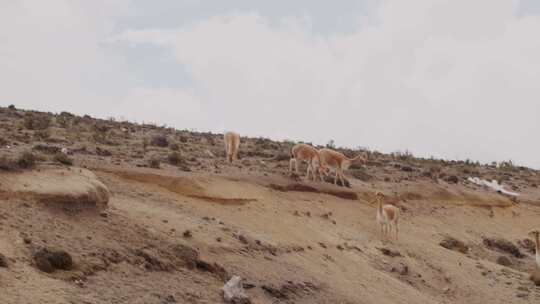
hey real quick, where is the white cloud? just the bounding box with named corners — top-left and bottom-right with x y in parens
top-left (2, 0), bottom-right (540, 167)
top-left (110, 87), bottom-right (203, 128)
top-left (0, 0), bottom-right (134, 113)
top-left (113, 0), bottom-right (540, 167)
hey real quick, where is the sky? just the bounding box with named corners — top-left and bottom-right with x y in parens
top-left (1, 0), bottom-right (540, 167)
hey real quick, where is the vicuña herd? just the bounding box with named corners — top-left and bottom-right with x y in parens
top-left (222, 131), bottom-right (539, 269)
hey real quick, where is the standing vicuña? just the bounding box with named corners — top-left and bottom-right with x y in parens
top-left (318, 148), bottom-right (367, 186)
top-left (289, 143), bottom-right (325, 181)
top-left (375, 192), bottom-right (399, 240)
top-left (224, 131), bottom-right (240, 163)
top-left (529, 230), bottom-right (540, 270)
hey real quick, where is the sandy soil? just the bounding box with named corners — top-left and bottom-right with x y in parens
top-left (1, 107), bottom-right (539, 303)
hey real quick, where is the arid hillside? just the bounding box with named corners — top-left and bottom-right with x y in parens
top-left (0, 106), bottom-right (539, 304)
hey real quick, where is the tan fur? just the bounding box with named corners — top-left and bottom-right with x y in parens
top-left (318, 148), bottom-right (367, 186)
top-left (223, 131), bottom-right (240, 163)
top-left (289, 144), bottom-right (324, 181)
top-left (375, 192), bottom-right (400, 240)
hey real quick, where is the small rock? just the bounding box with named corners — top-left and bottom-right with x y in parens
top-left (23, 238), bottom-right (32, 244)
top-left (0, 253), bottom-right (8, 268)
top-left (496, 256), bottom-right (512, 267)
top-left (235, 234), bottom-right (249, 245)
top-left (391, 263), bottom-right (409, 275)
top-left (440, 236), bottom-right (469, 254)
top-left (99, 212), bottom-right (108, 218)
top-left (401, 166), bottom-right (413, 172)
top-left (221, 275), bottom-right (251, 304)
top-left (183, 230), bottom-right (193, 238)
top-left (445, 175), bottom-right (459, 184)
top-left (378, 247), bottom-right (401, 257)
top-left (162, 295), bottom-right (177, 303)
top-left (34, 248), bottom-right (73, 273)
top-left (483, 237), bottom-right (523, 258)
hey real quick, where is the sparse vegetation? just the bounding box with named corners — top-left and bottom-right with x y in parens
top-left (16, 151), bottom-right (36, 169)
top-left (23, 113), bottom-right (51, 130)
top-left (326, 139), bottom-right (335, 149)
top-left (34, 129), bottom-right (51, 141)
top-left (150, 135), bottom-right (169, 147)
top-left (1, 106), bottom-right (540, 304)
top-left (33, 144), bottom-right (61, 154)
top-left (148, 157), bottom-right (161, 169)
top-left (53, 153), bottom-right (73, 166)
top-left (167, 152), bottom-right (183, 166)
top-left (142, 137), bottom-right (149, 154)
top-left (0, 155), bottom-right (17, 171)
top-left (169, 142), bottom-right (180, 151)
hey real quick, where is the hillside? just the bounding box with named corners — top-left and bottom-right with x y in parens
top-left (0, 106), bottom-right (539, 304)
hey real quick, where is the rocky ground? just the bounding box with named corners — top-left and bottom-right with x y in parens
top-left (0, 106), bottom-right (539, 304)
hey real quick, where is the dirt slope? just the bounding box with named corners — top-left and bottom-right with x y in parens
top-left (1, 106), bottom-right (540, 303)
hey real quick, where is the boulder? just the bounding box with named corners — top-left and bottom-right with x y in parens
top-left (34, 248), bottom-right (73, 273)
top-left (222, 276), bottom-right (251, 304)
top-left (0, 166), bottom-right (109, 210)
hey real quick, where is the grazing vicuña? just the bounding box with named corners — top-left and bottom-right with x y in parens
top-left (224, 131), bottom-right (240, 163)
top-left (289, 143), bottom-right (325, 181)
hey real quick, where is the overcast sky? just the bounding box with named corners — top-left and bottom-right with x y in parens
top-left (1, 0), bottom-right (540, 167)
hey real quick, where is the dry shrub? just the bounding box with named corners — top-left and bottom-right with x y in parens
top-left (55, 115), bottom-right (71, 128)
top-left (150, 135), bottom-right (169, 147)
top-left (23, 113), bottom-right (51, 130)
top-left (169, 142), bottom-right (180, 151)
top-left (167, 152), bottom-right (183, 165)
top-left (33, 144), bottom-right (61, 154)
top-left (17, 151), bottom-right (36, 169)
top-left (34, 129), bottom-right (51, 141)
top-left (142, 138), bottom-right (149, 153)
top-left (440, 236), bottom-right (469, 254)
top-left (0, 156), bottom-right (17, 171)
top-left (53, 153), bottom-right (73, 166)
top-left (483, 237), bottom-right (523, 258)
top-left (148, 158), bottom-right (161, 169)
